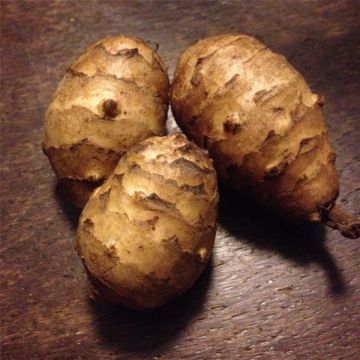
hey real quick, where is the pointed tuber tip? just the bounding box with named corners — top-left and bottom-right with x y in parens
top-left (322, 203), bottom-right (360, 239)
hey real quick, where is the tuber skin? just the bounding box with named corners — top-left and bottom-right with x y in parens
top-left (76, 133), bottom-right (219, 309)
top-left (171, 33), bottom-right (359, 239)
top-left (43, 35), bottom-right (169, 208)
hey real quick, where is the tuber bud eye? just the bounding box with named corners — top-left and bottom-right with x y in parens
top-left (223, 113), bottom-right (243, 133)
top-left (223, 120), bottom-right (240, 133)
top-left (103, 99), bottom-right (119, 119)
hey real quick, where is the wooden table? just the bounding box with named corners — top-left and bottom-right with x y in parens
top-left (1, 1), bottom-right (359, 359)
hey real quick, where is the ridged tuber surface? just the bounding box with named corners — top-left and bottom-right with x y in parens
top-left (44, 35), bottom-right (169, 208)
top-left (76, 133), bottom-right (219, 309)
top-left (171, 33), bottom-right (359, 238)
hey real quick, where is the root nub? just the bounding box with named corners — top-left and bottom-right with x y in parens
top-left (322, 203), bottom-right (360, 239)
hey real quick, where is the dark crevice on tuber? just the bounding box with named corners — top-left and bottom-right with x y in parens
top-left (191, 72), bottom-right (202, 86)
top-left (115, 48), bottom-right (139, 58)
top-left (328, 152), bottom-right (337, 164)
top-left (264, 161), bottom-right (288, 179)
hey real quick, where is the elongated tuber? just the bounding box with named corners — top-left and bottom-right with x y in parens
top-left (44, 35), bottom-right (169, 208)
top-left (171, 33), bottom-right (359, 238)
top-left (76, 133), bottom-right (218, 309)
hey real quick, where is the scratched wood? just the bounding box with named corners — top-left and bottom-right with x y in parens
top-left (1, 1), bottom-right (359, 359)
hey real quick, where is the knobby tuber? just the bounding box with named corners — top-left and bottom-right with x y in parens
top-left (76, 133), bottom-right (218, 309)
top-left (44, 35), bottom-right (169, 208)
top-left (171, 33), bottom-right (359, 238)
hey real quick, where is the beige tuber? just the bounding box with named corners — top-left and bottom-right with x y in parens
top-left (76, 134), bottom-right (219, 309)
top-left (44, 35), bottom-right (169, 208)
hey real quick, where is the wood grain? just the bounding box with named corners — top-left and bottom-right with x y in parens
top-left (1, 1), bottom-right (359, 359)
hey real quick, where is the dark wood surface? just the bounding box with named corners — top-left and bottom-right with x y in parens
top-left (1, 1), bottom-right (359, 359)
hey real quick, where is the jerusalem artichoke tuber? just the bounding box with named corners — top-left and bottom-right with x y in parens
top-left (171, 33), bottom-right (359, 238)
top-left (76, 133), bottom-right (218, 309)
top-left (44, 35), bottom-right (169, 208)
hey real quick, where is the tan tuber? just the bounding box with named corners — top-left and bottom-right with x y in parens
top-left (171, 33), bottom-right (359, 238)
top-left (44, 35), bottom-right (169, 208)
top-left (76, 134), bottom-right (219, 309)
